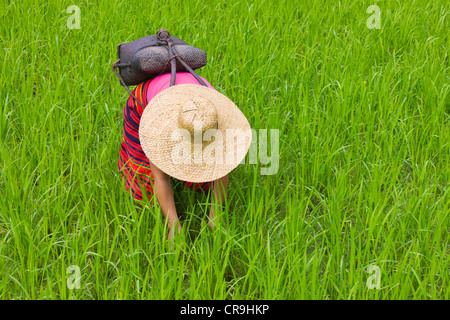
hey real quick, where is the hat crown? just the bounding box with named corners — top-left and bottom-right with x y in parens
top-left (177, 97), bottom-right (218, 135)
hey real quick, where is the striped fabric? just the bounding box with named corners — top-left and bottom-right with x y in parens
top-left (118, 75), bottom-right (212, 201)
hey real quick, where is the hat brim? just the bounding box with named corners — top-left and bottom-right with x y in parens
top-left (139, 84), bottom-right (252, 183)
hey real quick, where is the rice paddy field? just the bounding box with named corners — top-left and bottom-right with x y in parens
top-left (0, 0), bottom-right (449, 300)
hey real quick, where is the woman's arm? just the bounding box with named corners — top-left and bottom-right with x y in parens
top-left (148, 161), bottom-right (181, 239)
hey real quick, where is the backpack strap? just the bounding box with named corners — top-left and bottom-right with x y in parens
top-left (112, 59), bottom-right (146, 109)
top-left (156, 28), bottom-right (208, 87)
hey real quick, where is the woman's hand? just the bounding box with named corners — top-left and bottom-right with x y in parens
top-left (149, 160), bottom-right (181, 241)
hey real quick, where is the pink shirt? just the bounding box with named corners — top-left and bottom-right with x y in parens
top-left (146, 72), bottom-right (215, 101)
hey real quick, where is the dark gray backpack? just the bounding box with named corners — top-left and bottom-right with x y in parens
top-left (112, 28), bottom-right (208, 108)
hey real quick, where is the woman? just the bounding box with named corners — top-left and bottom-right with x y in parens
top-left (118, 72), bottom-right (250, 240)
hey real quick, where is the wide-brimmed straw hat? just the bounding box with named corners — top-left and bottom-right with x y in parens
top-left (139, 84), bottom-right (252, 183)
